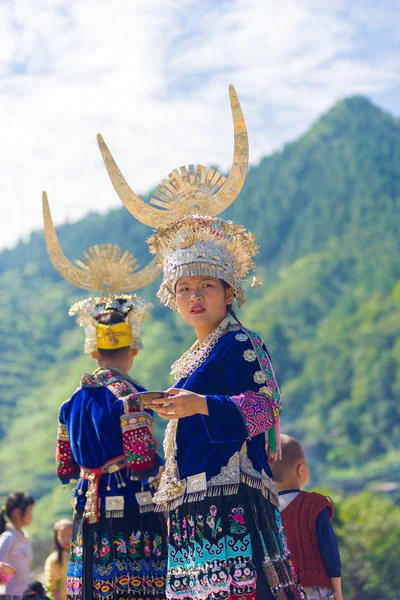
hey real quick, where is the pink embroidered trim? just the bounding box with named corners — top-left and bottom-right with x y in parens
top-left (231, 391), bottom-right (279, 438)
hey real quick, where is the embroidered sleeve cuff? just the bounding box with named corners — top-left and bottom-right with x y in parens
top-left (56, 424), bottom-right (79, 482)
top-left (203, 395), bottom-right (248, 443)
top-left (316, 508), bottom-right (342, 578)
top-left (327, 567), bottom-right (342, 578)
top-left (230, 391), bottom-right (279, 438)
top-left (121, 412), bottom-right (158, 472)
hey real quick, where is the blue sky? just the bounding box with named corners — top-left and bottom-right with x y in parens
top-left (0, 0), bottom-right (399, 250)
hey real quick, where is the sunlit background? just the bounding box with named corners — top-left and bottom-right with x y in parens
top-left (1, 2), bottom-right (400, 597)
top-left (0, 0), bottom-right (399, 249)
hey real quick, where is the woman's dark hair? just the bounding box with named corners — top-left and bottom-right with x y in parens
top-left (53, 519), bottom-right (73, 565)
top-left (21, 581), bottom-right (50, 600)
top-left (0, 492), bottom-right (35, 534)
top-left (221, 280), bottom-right (241, 324)
top-left (95, 309), bottom-right (130, 359)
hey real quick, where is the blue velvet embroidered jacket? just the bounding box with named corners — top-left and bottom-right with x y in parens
top-left (56, 368), bottom-right (160, 521)
top-left (154, 324), bottom-right (281, 510)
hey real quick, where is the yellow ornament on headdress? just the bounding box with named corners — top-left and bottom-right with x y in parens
top-left (96, 322), bottom-right (132, 350)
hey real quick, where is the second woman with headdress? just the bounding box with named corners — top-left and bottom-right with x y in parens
top-left (42, 194), bottom-right (168, 600)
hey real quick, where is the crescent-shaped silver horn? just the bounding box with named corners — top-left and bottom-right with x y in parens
top-left (121, 257), bottom-right (161, 292)
top-left (42, 191), bottom-right (95, 290)
top-left (43, 192), bottom-right (161, 292)
top-left (97, 134), bottom-right (165, 228)
top-left (210, 84), bottom-right (249, 213)
top-left (98, 84), bottom-right (248, 227)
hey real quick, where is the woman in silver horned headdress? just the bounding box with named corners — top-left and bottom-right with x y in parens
top-left (97, 86), bottom-right (306, 600)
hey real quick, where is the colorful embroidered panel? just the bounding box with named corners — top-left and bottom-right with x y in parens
top-left (92, 370), bottom-right (159, 474)
top-left (242, 328), bottom-right (282, 414)
top-left (56, 423), bottom-right (79, 480)
top-left (232, 325), bottom-right (283, 458)
top-left (231, 391), bottom-right (279, 438)
top-left (167, 499), bottom-right (258, 599)
top-left (67, 525), bottom-right (167, 599)
top-left (165, 488), bottom-right (305, 600)
top-left (121, 417), bottom-right (158, 470)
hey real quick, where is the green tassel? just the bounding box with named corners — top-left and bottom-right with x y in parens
top-left (268, 426), bottom-right (277, 454)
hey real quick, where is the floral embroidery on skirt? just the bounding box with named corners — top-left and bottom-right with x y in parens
top-left (67, 506), bottom-right (167, 599)
top-left (166, 485), bottom-right (305, 600)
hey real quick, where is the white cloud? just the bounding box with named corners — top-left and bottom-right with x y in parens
top-left (0, 0), bottom-right (399, 249)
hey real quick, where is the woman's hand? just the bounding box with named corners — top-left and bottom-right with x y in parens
top-left (152, 388), bottom-right (208, 419)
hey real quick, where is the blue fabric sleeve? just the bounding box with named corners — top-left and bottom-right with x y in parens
top-left (316, 507), bottom-right (342, 578)
top-left (204, 395), bottom-right (249, 443)
top-left (203, 331), bottom-right (279, 443)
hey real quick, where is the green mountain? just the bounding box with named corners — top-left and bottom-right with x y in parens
top-left (1, 96), bottom-right (399, 539)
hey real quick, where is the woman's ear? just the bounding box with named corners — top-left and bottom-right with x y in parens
top-left (91, 351), bottom-right (98, 359)
top-left (225, 286), bottom-right (234, 306)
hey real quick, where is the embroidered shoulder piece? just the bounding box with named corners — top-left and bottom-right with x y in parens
top-left (235, 327), bottom-right (282, 413)
top-left (92, 369), bottom-right (159, 473)
top-left (80, 372), bottom-right (102, 387)
top-left (81, 369), bottom-right (141, 414)
top-left (227, 327), bottom-right (282, 454)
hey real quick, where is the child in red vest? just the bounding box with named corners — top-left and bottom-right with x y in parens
top-left (270, 434), bottom-right (343, 600)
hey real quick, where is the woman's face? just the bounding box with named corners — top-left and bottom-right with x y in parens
top-left (175, 276), bottom-right (233, 330)
top-left (57, 525), bottom-right (72, 551)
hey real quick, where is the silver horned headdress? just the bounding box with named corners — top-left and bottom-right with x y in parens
top-left (147, 215), bottom-right (259, 311)
top-left (42, 191), bottom-right (160, 352)
top-left (97, 85), bottom-right (248, 226)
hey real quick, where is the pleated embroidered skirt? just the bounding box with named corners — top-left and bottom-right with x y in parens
top-left (67, 506), bottom-right (168, 600)
top-left (165, 484), bottom-right (305, 600)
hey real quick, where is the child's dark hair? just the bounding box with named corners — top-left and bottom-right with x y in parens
top-left (0, 492), bottom-right (35, 534)
top-left (53, 518), bottom-right (73, 565)
top-left (95, 309), bottom-right (131, 359)
top-left (21, 581), bottom-right (50, 600)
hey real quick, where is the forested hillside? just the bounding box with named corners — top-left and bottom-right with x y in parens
top-left (1, 96), bottom-right (399, 543)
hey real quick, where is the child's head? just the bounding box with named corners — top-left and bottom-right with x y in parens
top-left (53, 518), bottom-right (73, 562)
top-left (0, 492), bottom-right (34, 533)
top-left (269, 434), bottom-right (310, 490)
top-left (91, 310), bottom-right (138, 372)
top-left (21, 581), bottom-right (50, 600)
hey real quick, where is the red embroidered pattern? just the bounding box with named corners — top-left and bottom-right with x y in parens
top-left (231, 391), bottom-right (279, 438)
top-left (56, 424), bottom-right (79, 479)
top-left (99, 372), bottom-right (159, 473)
top-left (120, 413), bottom-right (158, 470)
top-left (79, 369), bottom-right (159, 474)
top-left (109, 380), bottom-right (139, 412)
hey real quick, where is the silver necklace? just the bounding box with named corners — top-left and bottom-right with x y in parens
top-left (171, 317), bottom-right (230, 381)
